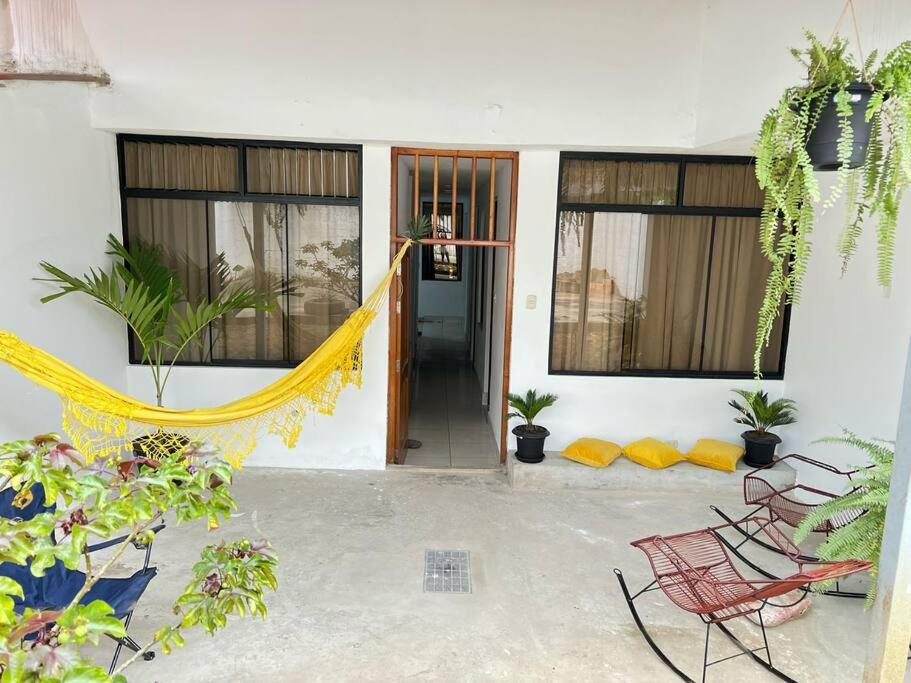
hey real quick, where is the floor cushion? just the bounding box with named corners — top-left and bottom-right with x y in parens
top-left (686, 438), bottom-right (745, 472)
top-left (623, 438), bottom-right (684, 469)
top-left (561, 438), bottom-right (622, 468)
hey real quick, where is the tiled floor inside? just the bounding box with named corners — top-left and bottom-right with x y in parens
top-left (402, 328), bottom-right (500, 469)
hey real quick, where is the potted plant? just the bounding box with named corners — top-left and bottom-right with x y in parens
top-left (507, 389), bottom-right (558, 463)
top-left (752, 32), bottom-right (911, 376)
top-left (728, 389), bottom-right (797, 467)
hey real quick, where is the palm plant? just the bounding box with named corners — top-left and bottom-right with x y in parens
top-left (37, 234), bottom-right (272, 407)
top-left (507, 389), bottom-right (558, 432)
top-left (795, 430), bottom-right (893, 605)
top-left (728, 389), bottom-right (797, 435)
top-left (403, 215), bottom-right (433, 241)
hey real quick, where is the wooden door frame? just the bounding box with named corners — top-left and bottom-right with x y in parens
top-left (387, 146), bottom-right (518, 465)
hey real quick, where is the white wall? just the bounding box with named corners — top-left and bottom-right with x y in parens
top-left (781, 178), bottom-right (911, 488)
top-left (0, 82), bottom-right (125, 442)
top-left (125, 144), bottom-right (392, 469)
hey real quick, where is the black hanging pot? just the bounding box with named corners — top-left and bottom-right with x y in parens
top-left (741, 430), bottom-right (782, 468)
top-left (512, 425), bottom-right (550, 463)
top-left (804, 83), bottom-right (875, 171)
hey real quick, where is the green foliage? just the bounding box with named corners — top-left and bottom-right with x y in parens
top-left (403, 215), bottom-right (433, 241)
top-left (0, 435), bottom-right (277, 681)
top-left (728, 389), bottom-right (796, 435)
top-left (506, 389), bottom-right (558, 430)
top-left (794, 430), bottom-right (893, 605)
top-left (37, 235), bottom-right (274, 406)
top-left (753, 32), bottom-right (911, 376)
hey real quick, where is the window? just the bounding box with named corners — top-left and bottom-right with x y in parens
top-left (421, 201), bottom-right (464, 281)
top-left (118, 134), bottom-right (361, 367)
top-left (550, 153), bottom-right (788, 378)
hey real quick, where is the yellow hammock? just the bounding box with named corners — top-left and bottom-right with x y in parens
top-left (0, 241), bottom-right (413, 467)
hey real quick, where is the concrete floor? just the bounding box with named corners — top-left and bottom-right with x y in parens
top-left (110, 467), bottom-right (886, 682)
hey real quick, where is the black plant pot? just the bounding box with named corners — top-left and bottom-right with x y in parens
top-left (513, 425), bottom-right (550, 463)
top-left (805, 83), bottom-right (875, 171)
top-left (742, 430), bottom-right (782, 468)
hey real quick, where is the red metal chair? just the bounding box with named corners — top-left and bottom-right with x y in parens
top-left (614, 515), bottom-right (870, 682)
top-left (710, 454), bottom-right (867, 597)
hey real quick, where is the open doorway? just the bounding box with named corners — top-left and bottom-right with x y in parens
top-left (387, 148), bottom-right (517, 468)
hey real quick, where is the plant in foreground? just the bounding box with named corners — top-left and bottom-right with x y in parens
top-left (753, 32), bottom-right (911, 376)
top-left (0, 435), bottom-right (277, 681)
top-left (729, 389), bottom-right (797, 467)
top-left (795, 430), bottom-right (892, 605)
top-left (507, 389), bottom-right (558, 464)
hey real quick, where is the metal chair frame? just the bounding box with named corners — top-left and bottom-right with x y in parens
top-left (710, 454), bottom-right (868, 599)
top-left (614, 515), bottom-right (871, 682)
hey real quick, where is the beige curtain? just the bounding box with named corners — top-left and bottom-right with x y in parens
top-left (123, 141), bottom-right (238, 192)
top-left (682, 163), bottom-right (764, 208)
top-left (245, 147), bottom-right (359, 198)
top-left (628, 215), bottom-right (712, 371)
top-left (287, 204), bottom-right (359, 360)
top-left (560, 159), bottom-right (678, 205)
top-left (125, 198), bottom-right (209, 362)
top-left (210, 202), bottom-right (286, 362)
top-left (702, 217), bottom-right (784, 372)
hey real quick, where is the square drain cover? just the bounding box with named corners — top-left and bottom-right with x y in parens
top-left (424, 550), bottom-right (471, 593)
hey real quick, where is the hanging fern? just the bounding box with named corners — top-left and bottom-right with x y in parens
top-left (753, 32), bottom-right (911, 376)
top-left (794, 430), bottom-right (894, 605)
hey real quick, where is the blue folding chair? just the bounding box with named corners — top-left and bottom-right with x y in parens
top-left (0, 484), bottom-right (163, 673)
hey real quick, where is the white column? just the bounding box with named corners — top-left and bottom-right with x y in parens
top-left (864, 338), bottom-right (911, 681)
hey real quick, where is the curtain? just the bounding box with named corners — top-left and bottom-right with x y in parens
top-left (682, 163), bottom-right (764, 208)
top-left (702, 217), bottom-right (784, 372)
top-left (125, 198), bottom-right (209, 362)
top-left (628, 215), bottom-right (712, 371)
top-left (210, 202), bottom-right (286, 362)
top-left (560, 159), bottom-right (678, 205)
top-left (245, 147), bottom-right (359, 198)
top-left (123, 141), bottom-right (238, 192)
top-left (3, 0), bottom-right (105, 76)
top-left (287, 204), bottom-right (360, 360)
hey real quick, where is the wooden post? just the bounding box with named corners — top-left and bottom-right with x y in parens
top-left (864, 337), bottom-right (911, 681)
top-left (470, 157), bottom-right (477, 240)
top-left (432, 155), bottom-right (439, 239)
top-left (488, 157), bottom-right (496, 241)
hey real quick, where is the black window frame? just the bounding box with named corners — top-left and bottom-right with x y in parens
top-left (117, 132), bottom-right (363, 369)
top-left (548, 151), bottom-right (790, 380)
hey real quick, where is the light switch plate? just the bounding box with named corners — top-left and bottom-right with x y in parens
top-left (526, 294), bottom-right (537, 310)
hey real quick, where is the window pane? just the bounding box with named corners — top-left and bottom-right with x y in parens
top-left (246, 147), bottom-right (360, 197)
top-left (123, 141), bottom-right (238, 191)
top-left (288, 204), bottom-right (360, 360)
top-left (551, 212), bottom-right (713, 373)
top-left (560, 159), bottom-right (677, 205)
top-left (210, 202), bottom-right (287, 362)
top-left (702, 217), bottom-right (784, 373)
top-left (421, 201), bottom-right (463, 281)
top-left (682, 163), bottom-right (763, 208)
top-left (125, 197), bottom-right (209, 363)
top-left (627, 215), bottom-right (712, 371)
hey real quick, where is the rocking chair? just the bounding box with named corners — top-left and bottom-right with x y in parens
top-left (710, 454), bottom-right (867, 598)
top-left (614, 514), bottom-right (870, 682)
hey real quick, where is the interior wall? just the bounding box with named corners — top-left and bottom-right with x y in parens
top-left (0, 82), bottom-right (126, 442)
top-left (125, 144), bottom-right (393, 469)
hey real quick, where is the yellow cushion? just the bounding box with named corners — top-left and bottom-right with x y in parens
top-left (686, 438), bottom-right (745, 472)
top-left (561, 438), bottom-right (622, 468)
top-left (623, 438), bottom-right (684, 469)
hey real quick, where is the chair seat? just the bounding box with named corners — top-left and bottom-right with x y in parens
top-left (0, 561), bottom-right (157, 618)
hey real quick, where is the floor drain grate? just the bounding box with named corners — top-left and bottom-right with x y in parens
top-left (423, 550), bottom-right (471, 593)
